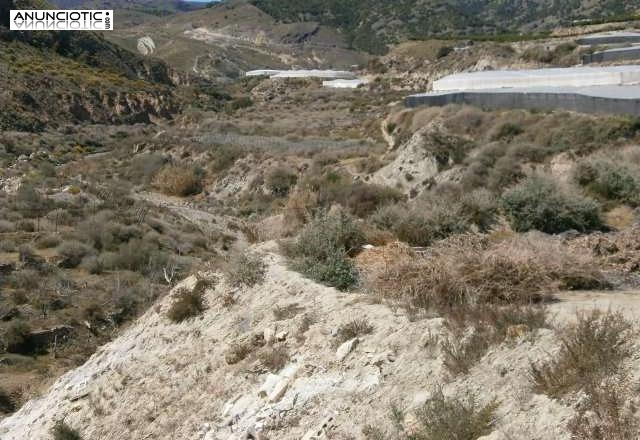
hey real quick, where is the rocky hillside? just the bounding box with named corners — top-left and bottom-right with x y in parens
top-left (1, 239), bottom-right (638, 439)
top-left (0, 0), bottom-right (181, 130)
top-left (251, 0), bottom-right (640, 53)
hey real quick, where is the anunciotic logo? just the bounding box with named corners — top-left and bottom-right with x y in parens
top-left (10, 10), bottom-right (113, 31)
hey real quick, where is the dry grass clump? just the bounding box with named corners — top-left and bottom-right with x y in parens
top-left (166, 288), bottom-right (206, 323)
top-left (226, 252), bottom-right (266, 287)
top-left (152, 164), bottom-right (203, 197)
top-left (531, 310), bottom-right (633, 398)
top-left (258, 345), bottom-right (290, 372)
top-left (51, 421), bottom-right (83, 440)
top-left (335, 318), bottom-right (374, 345)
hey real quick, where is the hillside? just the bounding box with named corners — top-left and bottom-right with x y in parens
top-left (251, 0), bottom-right (640, 53)
top-left (49, 0), bottom-right (210, 14)
top-left (4, 0), bottom-right (640, 437)
top-left (103, 0), bottom-right (368, 80)
top-left (0, 0), bottom-right (181, 129)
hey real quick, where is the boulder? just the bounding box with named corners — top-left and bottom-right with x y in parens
top-left (336, 338), bottom-right (359, 362)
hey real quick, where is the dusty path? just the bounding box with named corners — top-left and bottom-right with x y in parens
top-left (550, 289), bottom-right (640, 320)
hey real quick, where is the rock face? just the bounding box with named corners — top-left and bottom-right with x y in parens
top-left (371, 123), bottom-right (468, 195)
top-left (335, 337), bottom-right (358, 361)
top-left (137, 36), bottom-right (156, 56)
top-left (0, 243), bottom-right (576, 439)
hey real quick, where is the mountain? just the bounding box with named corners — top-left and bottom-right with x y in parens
top-left (49, 0), bottom-right (212, 15)
top-left (100, 0), bottom-right (368, 80)
top-left (251, 0), bottom-right (640, 53)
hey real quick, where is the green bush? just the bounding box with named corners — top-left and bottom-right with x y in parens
top-left (575, 158), bottom-right (640, 206)
top-left (502, 175), bottom-right (602, 234)
top-left (284, 212), bottom-right (365, 290)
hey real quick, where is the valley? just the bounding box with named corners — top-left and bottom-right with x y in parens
top-left (2, 1), bottom-right (640, 439)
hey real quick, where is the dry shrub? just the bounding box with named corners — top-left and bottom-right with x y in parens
top-left (296, 313), bottom-right (316, 341)
top-left (266, 167), bottom-right (298, 197)
top-left (363, 234), bottom-right (603, 374)
top-left (442, 304), bottom-right (547, 375)
top-left (52, 421), bottom-right (83, 440)
top-left (152, 165), bottom-right (203, 197)
top-left (414, 390), bottom-right (497, 440)
top-left (0, 388), bottom-right (17, 414)
top-left (365, 233), bottom-right (604, 312)
top-left (225, 341), bottom-right (252, 365)
top-left (532, 310), bottom-right (633, 398)
top-left (335, 318), bottom-right (374, 345)
top-left (258, 345), bottom-right (290, 372)
top-left (226, 252), bottom-right (266, 287)
top-left (282, 188), bottom-right (317, 235)
top-left (167, 288), bottom-right (206, 323)
top-left (225, 333), bottom-right (265, 365)
top-left (382, 389), bottom-right (497, 440)
top-left (568, 377), bottom-right (639, 440)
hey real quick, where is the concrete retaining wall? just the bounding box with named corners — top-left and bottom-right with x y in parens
top-left (582, 47), bottom-right (640, 64)
top-left (405, 90), bottom-right (640, 116)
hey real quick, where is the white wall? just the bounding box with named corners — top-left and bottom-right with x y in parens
top-left (433, 66), bottom-right (640, 91)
